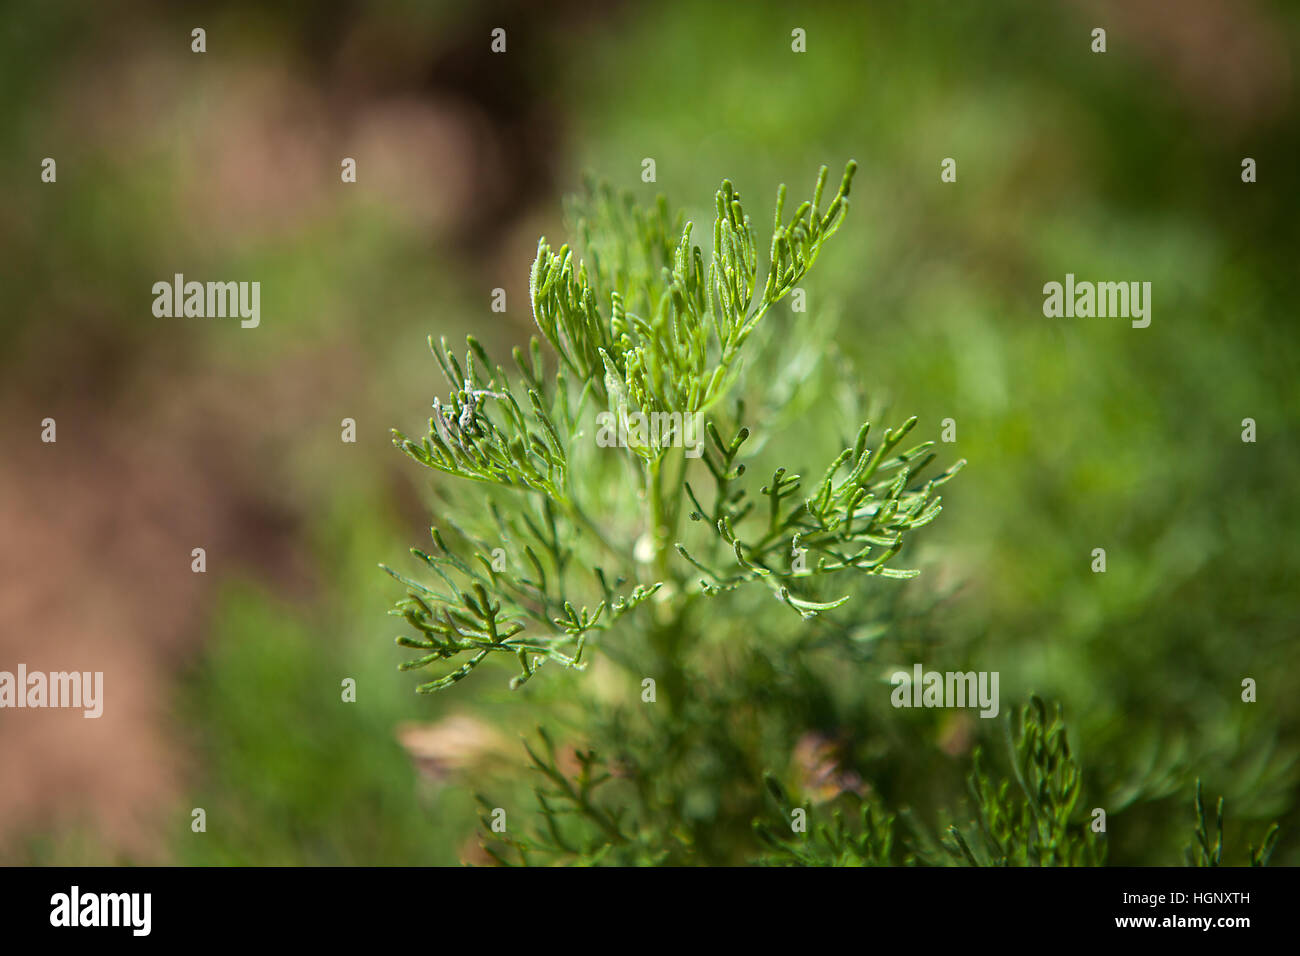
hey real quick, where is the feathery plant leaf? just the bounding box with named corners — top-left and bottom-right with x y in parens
top-left (379, 163), bottom-right (1282, 871)
top-left (753, 772), bottom-right (899, 866)
top-left (937, 696), bottom-right (1106, 866)
top-left (1185, 778), bottom-right (1280, 867)
top-left (386, 160), bottom-right (961, 692)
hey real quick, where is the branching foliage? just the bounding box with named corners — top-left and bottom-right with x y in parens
top-left (382, 166), bottom-right (1277, 868)
top-left (497, 697), bottom-right (1202, 867)
top-left (754, 774), bottom-right (899, 866)
top-left (475, 728), bottom-right (687, 867)
top-left (678, 415), bottom-right (963, 618)
top-left (939, 697), bottom-right (1105, 866)
top-left (386, 161), bottom-right (963, 692)
top-left (1185, 778), bottom-right (1280, 867)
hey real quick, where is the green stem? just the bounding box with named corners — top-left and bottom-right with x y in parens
top-left (647, 456), bottom-right (670, 585)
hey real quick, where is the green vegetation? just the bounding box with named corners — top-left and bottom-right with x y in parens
top-left (3, 0), bottom-right (1294, 867)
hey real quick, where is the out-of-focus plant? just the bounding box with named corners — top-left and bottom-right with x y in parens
top-left (1186, 779), bottom-right (1280, 868)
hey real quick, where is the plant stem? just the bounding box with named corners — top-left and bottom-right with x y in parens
top-left (647, 455), bottom-right (670, 585)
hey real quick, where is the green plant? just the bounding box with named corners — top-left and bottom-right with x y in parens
top-left (382, 165), bottom-right (1277, 866)
top-left (1185, 778), bottom-right (1280, 867)
top-left (939, 697), bottom-right (1105, 866)
top-left (386, 160), bottom-right (963, 688)
top-left (754, 773), bottom-right (899, 866)
top-left (750, 697), bottom-right (1108, 867)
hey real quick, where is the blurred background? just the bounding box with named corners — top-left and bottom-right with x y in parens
top-left (1, 0), bottom-right (1296, 865)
